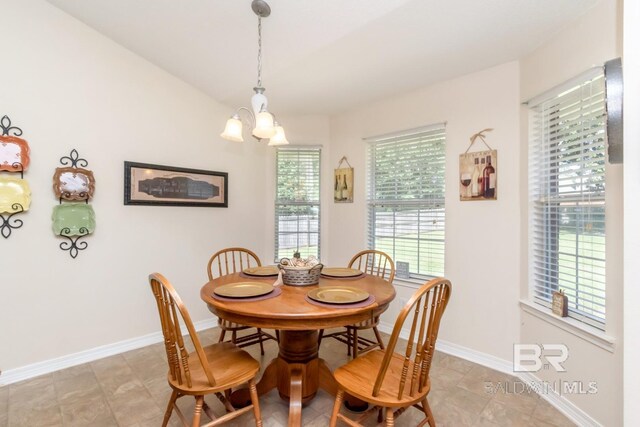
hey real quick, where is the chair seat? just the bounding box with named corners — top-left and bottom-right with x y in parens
top-left (168, 341), bottom-right (260, 395)
top-left (334, 349), bottom-right (431, 407)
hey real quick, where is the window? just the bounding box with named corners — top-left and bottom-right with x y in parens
top-left (366, 124), bottom-right (446, 280)
top-left (275, 147), bottom-right (321, 260)
top-left (528, 69), bottom-right (607, 328)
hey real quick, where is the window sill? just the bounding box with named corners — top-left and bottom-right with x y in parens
top-left (519, 300), bottom-right (615, 353)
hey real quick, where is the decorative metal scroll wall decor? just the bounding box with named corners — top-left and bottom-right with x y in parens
top-left (52, 149), bottom-right (96, 258)
top-left (0, 115), bottom-right (30, 239)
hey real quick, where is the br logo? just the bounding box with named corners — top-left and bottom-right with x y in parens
top-left (513, 344), bottom-right (568, 372)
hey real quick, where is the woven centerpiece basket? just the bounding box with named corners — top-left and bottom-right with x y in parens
top-left (278, 257), bottom-right (323, 286)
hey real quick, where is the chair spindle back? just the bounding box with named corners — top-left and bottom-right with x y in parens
top-left (349, 250), bottom-right (395, 282)
top-left (207, 247), bottom-right (262, 280)
top-left (149, 273), bottom-right (216, 388)
top-left (372, 277), bottom-right (451, 399)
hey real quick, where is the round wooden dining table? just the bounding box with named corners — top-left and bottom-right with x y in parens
top-left (200, 272), bottom-right (395, 427)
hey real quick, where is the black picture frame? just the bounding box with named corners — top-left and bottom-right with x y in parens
top-left (124, 161), bottom-right (228, 207)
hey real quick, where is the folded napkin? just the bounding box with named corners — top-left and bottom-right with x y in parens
top-left (273, 271), bottom-right (284, 287)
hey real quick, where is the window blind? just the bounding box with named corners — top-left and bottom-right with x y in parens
top-left (529, 70), bottom-right (607, 328)
top-left (275, 147), bottom-right (321, 261)
top-left (366, 125), bottom-right (446, 279)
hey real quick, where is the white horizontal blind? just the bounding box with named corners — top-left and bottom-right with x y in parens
top-left (529, 71), bottom-right (607, 328)
top-left (275, 147), bottom-right (321, 261)
top-left (367, 125), bottom-right (446, 279)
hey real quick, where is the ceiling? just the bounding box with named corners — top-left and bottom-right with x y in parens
top-left (47, 0), bottom-right (600, 115)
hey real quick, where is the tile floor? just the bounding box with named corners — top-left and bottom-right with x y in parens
top-left (0, 327), bottom-right (575, 426)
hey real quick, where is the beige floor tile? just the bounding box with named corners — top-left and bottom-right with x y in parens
top-left (307, 389), bottom-right (335, 413)
top-left (429, 366), bottom-right (466, 392)
top-left (479, 400), bottom-right (533, 426)
top-left (52, 363), bottom-right (94, 381)
top-left (422, 386), bottom-right (490, 426)
top-left (3, 327), bottom-right (577, 427)
top-left (0, 386), bottom-right (8, 427)
top-left (530, 418), bottom-right (561, 427)
top-left (107, 391), bottom-right (164, 426)
top-left (59, 394), bottom-right (117, 427)
top-left (54, 371), bottom-right (102, 404)
top-left (141, 375), bottom-right (172, 406)
top-left (9, 374), bottom-right (57, 411)
top-left (8, 403), bottom-right (63, 427)
top-left (121, 345), bottom-right (162, 365)
top-left (439, 354), bottom-right (476, 374)
top-left (431, 350), bottom-right (448, 366)
top-left (489, 379), bottom-right (539, 415)
top-left (128, 357), bottom-right (167, 383)
top-left (532, 399), bottom-right (577, 427)
top-left (99, 374), bottom-right (148, 400)
top-left (447, 386), bottom-right (492, 414)
top-left (130, 413), bottom-right (182, 427)
top-left (91, 355), bottom-right (132, 380)
top-left (457, 365), bottom-right (512, 397)
top-left (474, 419), bottom-right (503, 427)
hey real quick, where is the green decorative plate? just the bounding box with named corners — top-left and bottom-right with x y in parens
top-left (0, 177), bottom-right (31, 213)
top-left (52, 203), bottom-right (96, 236)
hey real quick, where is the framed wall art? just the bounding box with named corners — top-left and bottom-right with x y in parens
top-left (124, 161), bottom-right (228, 207)
top-left (334, 156), bottom-right (354, 203)
top-left (459, 128), bottom-right (497, 201)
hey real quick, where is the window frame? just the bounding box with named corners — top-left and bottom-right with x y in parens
top-left (274, 146), bottom-right (321, 262)
top-left (527, 67), bottom-right (607, 329)
top-left (365, 124), bottom-right (446, 281)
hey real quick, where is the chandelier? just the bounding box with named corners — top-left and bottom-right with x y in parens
top-left (220, 0), bottom-right (289, 146)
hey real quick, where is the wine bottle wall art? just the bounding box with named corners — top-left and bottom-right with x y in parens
top-left (334, 156), bottom-right (354, 203)
top-left (459, 129), bottom-right (497, 201)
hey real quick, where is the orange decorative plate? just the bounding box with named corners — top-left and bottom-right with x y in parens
top-left (0, 136), bottom-right (30, 172)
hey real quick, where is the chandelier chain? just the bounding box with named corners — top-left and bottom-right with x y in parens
top-left (257, 16), bottom-right (262, 88)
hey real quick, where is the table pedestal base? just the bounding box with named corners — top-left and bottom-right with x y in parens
top-left (230, 329), bottom-right (357, 427)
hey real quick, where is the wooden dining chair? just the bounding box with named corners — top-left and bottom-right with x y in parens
top-left (319, 250), bottom-right (395, 358)
top-left (149, 273), bottom-right (263, 427)
top-left (329, 277), bottom-right (451, 427)
top-left (207, 247), bottom-right (277, 355)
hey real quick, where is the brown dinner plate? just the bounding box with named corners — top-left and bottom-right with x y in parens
top-left (242, 266), bottom-right (280, 277)
top-left (307, 286), bottom-right (369, 304)
top-left (214, 282), bottom-right (274, 298)
top-left (320, 267), bottom-right (363, 278)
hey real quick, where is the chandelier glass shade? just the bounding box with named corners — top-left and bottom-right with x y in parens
top-left (221, 0), bottom-right (288, 146)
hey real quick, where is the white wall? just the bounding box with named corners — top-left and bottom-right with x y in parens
top-left (0, 0), bottom-right (270, 372)
top-left (518, 1), bottom-right (622, 425)
top-left (327, 61), bottom-right (522, 362)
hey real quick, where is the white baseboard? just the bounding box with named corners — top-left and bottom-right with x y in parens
top-left (378, 321), bottom-right (601, 427)
top-left (0, 319), bottom-right (217, 387)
